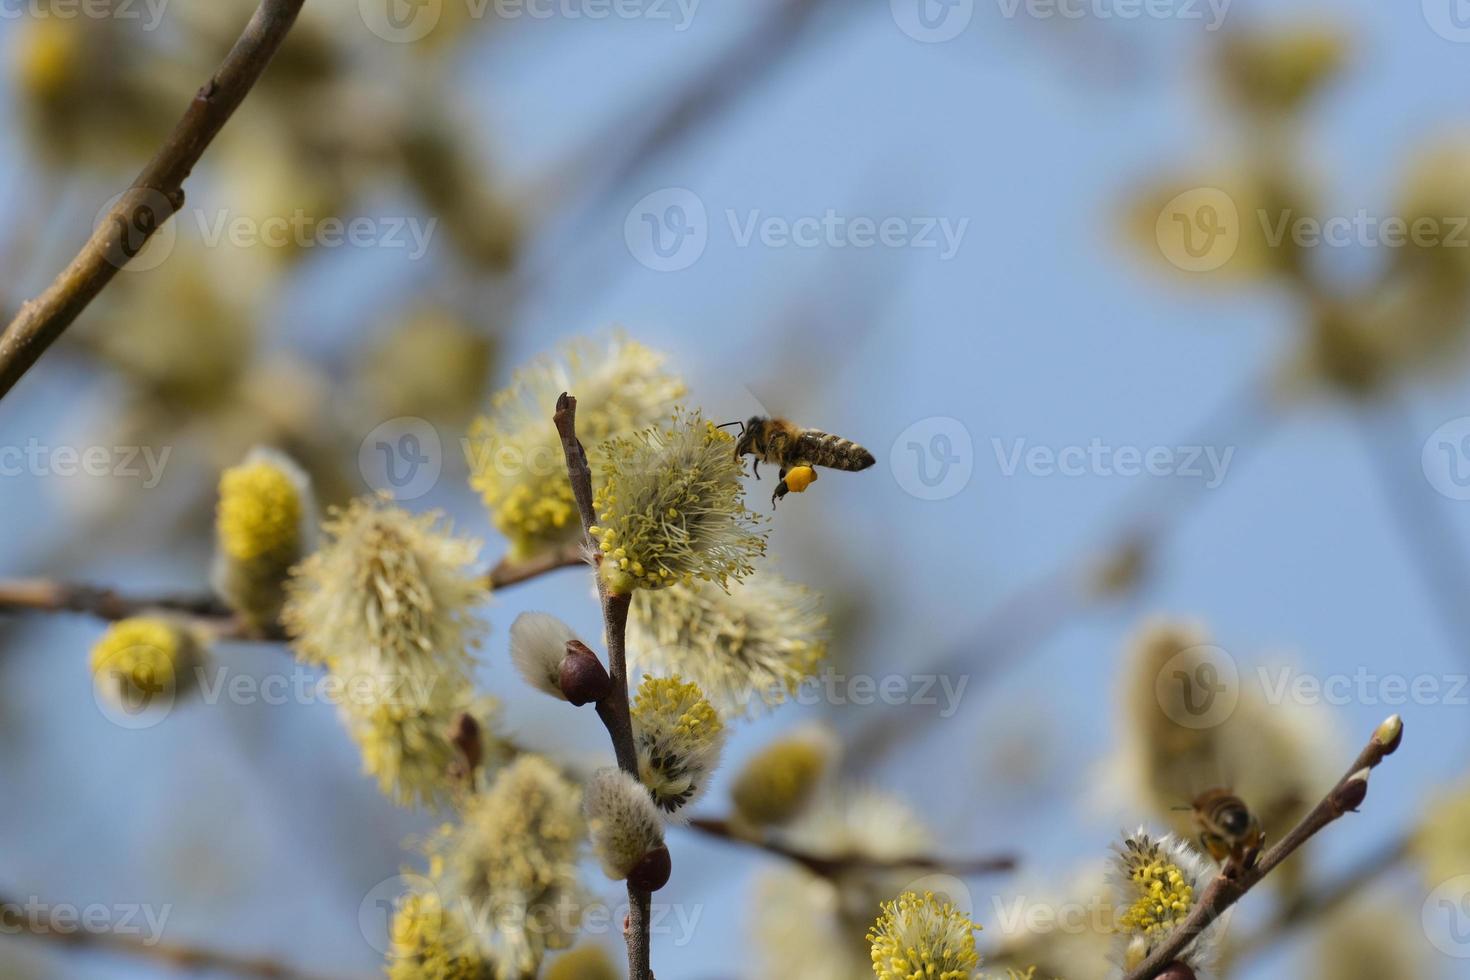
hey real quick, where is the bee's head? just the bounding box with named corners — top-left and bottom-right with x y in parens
top-left (731, 416), bottom-right (763, 457)
top-left (1218, 805), bottom-right (1251, 836)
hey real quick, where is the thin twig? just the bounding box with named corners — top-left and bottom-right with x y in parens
top-left (483, 540), bottom-right (587, 590)
top-left (1119, 717), bottom-right (1403, 980)
top-left (552, 391), bottom-right (652, 980)
top-left (0, 547), bottom-right (584, 642)
top-left (683, 817), bottom-right (1017, 880)
top-left (0, 0), bottom-right (308, 400)
top-left (0, 892), bottom-right (351, 980)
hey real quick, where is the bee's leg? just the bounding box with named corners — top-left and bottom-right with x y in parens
top-left (772, 481), bottom-right (789, 507)
top-left (752, 459), bottom-right (761, 479)
top-left (1240, 832), bottom-right (1264, 872)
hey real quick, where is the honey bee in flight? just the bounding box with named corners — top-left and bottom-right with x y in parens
top-left (1187, 788), bottom-right (1265, 876)
top-left (732, 416), bottom-right (876, 506)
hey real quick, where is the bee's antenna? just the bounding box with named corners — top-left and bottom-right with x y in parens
top-left (716, 421), bottom-right (744, 434)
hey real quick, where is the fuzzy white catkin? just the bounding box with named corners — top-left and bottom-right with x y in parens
top-left (510, 611), bottom-right (582, 700)
top-left (584, 767), bottom-right (665, 880)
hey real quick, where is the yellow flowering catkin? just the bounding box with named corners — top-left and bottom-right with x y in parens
top-left (867, 891), bottom-right (980, 980)
top-left (630, 675), bottom-right (725, 815)
top-left (89, 617), bottom-right (200, 711)
top-left (467, 336), bottom-right (684, 560)
top-left (590, 410), bottom-right (765, 594)
top-left (213, 448), bottom-right (312, 629)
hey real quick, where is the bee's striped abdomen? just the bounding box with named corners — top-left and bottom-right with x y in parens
top-left (797, 431), bottom-right (876, 471)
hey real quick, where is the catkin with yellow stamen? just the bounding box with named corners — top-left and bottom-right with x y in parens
top-left (212, 447), bottom-right (314, 630)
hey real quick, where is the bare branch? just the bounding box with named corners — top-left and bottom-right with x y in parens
top-left (683, 817), bottom-right (1016, 880)
top-left (0, 546), bottom-right (582, 642)
top-left (0, 891), bottom-right (350, 980)
top-left (0, 0), bottom-right (309, 400)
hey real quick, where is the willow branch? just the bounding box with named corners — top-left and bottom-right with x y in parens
top-left (683, 817), bottom-right (1016, 880)
top-left (0, 0), bottom-right (308, 400)
top-left (1120, 717), bottom-right (1404, 980)
top-left (0, 546), bottom-right (583, 642)
top-left (0, 892), bottom-right (347, 980)
top-left (552, 391), bottom-right (651, 980)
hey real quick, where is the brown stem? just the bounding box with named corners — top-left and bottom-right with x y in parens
top-left (0, 891), bottom-right (347, 980)
top-left (1120, 718), bottom-right (1403, 980)
top-left (0, 0), bottom-right (308, 400)
top-left (683, 817), bottom-right (1016, 880)
top-left (484, 540), bottom-right (585, 590)
top-left (0, 548), bottom-right (581, 643)
top-left (552, 391), bottom-right (652, 980)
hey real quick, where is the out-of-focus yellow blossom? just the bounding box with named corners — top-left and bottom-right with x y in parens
top-left (730, 725), bottom-right (838, 828)
top-left (630, 675), bottom-right (725, 816)
top-left (399, 120), bottom-right (521, 271)
top-left (628, 570), bottom-right (827, 716)
top-left (283, 495), bottom-right (484, 679)
top-left (867, 890), bottom-right (980, 980)
top-left (11, 12), bottom-right (178, 164)
top-left (388, 890), bottom-right (496, 980)
top-left (431, 756), bottom-right (586, 977)
top-left (1216, 24), bottom-right (1349, 117)
top-left (340, 673), bottom-right (499, 810)
top-left (1310, 897), bottom-right (1427, 980)
top-left (1414, 775), bottom-right (1470, 886)
top-left (591, 410), bottom-right (765, 594)
top-left (356, 308), bottom-right (496, 426)
top-left (89, 617), bottom-right (201, 711)
top-left (1125, 169), bottom-right (1312, 284)
top-left (212, 447), bottom-right (315, 629)
top-left (544, 945), bottom-right (620, 980)
top-left (467, 337), bottom-right (684, 560)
